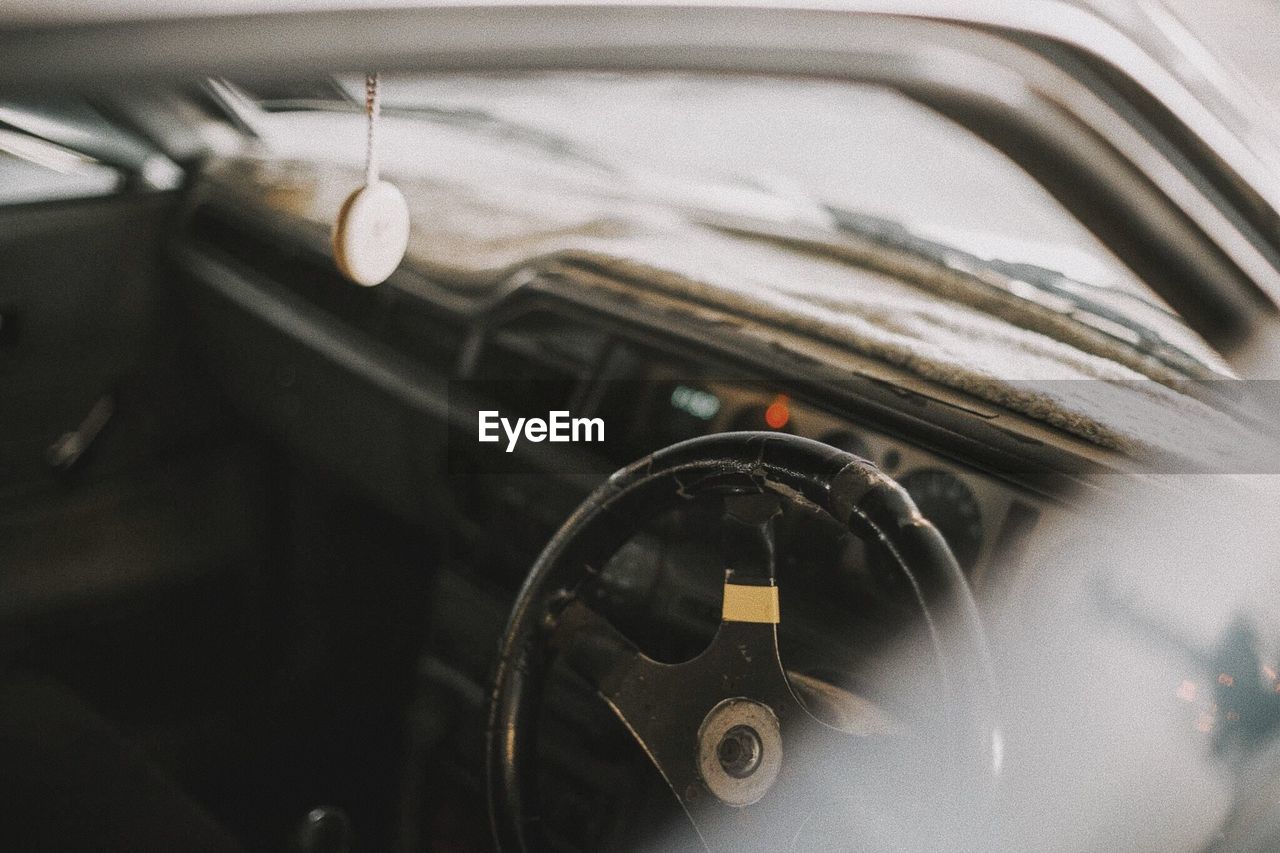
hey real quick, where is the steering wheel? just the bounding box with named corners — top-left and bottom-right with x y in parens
top-left (485, 432), bottom-right (1000, 852)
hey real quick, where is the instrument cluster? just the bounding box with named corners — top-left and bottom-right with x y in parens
top-left (648, 374), bottom-right (1042, 583)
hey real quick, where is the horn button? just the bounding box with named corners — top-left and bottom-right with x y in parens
top-left (697, 698), bottom-right (783, 806)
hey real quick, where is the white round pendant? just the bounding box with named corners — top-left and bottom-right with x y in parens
top-left (332, 180), bottom-right (410, 287)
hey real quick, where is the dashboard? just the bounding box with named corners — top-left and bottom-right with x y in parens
top-left (179, 198), bottom-right (1056, 592)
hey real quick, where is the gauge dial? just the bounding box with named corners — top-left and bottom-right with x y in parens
top-left (818, 429), bottom-right (870, 460)
top-left (897, 468), bottom-right (984, 571)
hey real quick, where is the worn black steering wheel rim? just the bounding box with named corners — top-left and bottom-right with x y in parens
top-left (485, 431), bottom-right (1000, 852)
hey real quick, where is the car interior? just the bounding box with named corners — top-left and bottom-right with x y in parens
top-left (3, 5), bottom-right (1280, 853)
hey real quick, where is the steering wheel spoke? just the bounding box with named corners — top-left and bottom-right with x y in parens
top-left (548, 596), bottom-right (655, 695)
top-left (553, 592), bottom-right (867, 851)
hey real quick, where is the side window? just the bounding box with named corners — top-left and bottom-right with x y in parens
top-left (0, 129), bottom-right (123, 205)
top-left (0, 98), bottom-right (180, 206)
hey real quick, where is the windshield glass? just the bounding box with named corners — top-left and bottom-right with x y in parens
top-left (242, 74), bottom-right (1142, 289)
top-left (402, 75), bottom-right (1156, 283)
top-left (227, 71), bottom-right (1230, 385)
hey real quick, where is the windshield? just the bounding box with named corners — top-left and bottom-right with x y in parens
top-left (241, 73), bottom-right (1228, 345)
top-left (225, 71), bottom-right (1232, 387)
top-left (239, 74), bottom-right (1146, 289)
top-left (370, 75), bottom-right (1155, 287)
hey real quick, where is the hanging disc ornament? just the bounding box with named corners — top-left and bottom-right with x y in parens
top-left (332, 73), bottom-right (410, 287)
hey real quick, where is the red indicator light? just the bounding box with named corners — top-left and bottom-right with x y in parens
top-left (764, 395), bottom-right (791, 430)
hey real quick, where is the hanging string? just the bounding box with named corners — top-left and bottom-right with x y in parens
top-left (364, 72), bottom-right (381, 186)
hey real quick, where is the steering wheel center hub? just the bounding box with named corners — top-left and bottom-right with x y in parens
top-left (697, 698), bottom-right (783, 806)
